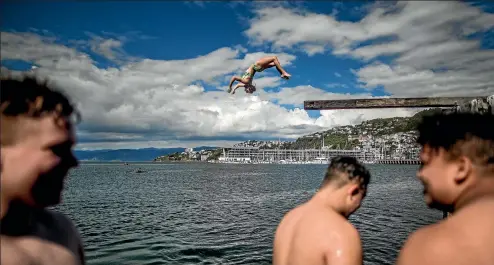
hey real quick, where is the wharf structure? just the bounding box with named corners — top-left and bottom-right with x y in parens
top-left (216, 146), bottom-right (420, 164)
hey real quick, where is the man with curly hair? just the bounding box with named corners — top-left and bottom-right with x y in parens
top-left (273, 156), bottom-right (370, 265)
top-left (0, 75), bottom-right (85, 265)
top-left (397, 112), bottom-right (494, 265)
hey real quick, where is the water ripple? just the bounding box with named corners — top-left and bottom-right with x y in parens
top-left (55, 163), bottom-right (443, 265)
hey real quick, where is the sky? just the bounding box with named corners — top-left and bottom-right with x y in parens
top-left (1, 1), bottom-right (494, 150)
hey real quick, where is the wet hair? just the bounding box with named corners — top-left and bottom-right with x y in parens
top-left (321, 156), bottom-right (371, 189)
top-left (1, 75), bottom-right (80, 146)
top-left (416, 112), bottom-right (494, 171)
top-left (244, 83), bottom-right (257, 94)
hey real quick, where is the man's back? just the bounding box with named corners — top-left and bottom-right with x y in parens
top-left (273, 203), bottom-right (362, 265)
top-left (272, 156), bottom-right (369, 265)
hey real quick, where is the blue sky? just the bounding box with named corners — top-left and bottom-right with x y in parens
top-left (2, 1), bottom-right (381, 95)
top-left (2, 1), bottom-right (494, 149)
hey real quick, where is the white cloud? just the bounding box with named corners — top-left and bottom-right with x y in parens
top-left (1, 31), bottom-right (91, 65)
top-left (334, 72), bottom-right (342, 77)
top-left (76, 140), bottom-right (241, 150)
top-left (245, 1), bottom-right (494, 97)
top-left (88, 34), bottom-right (126, 63)
top-left (316, 108), bottom-right (419, 129)
top-left (302, 44), bottom-right (326, 56)
top-left (3, 30), bottom-right (410, 149)
top-left (259, 85), bottom-right (363, 106)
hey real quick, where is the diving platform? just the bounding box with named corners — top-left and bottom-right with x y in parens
top-left (304, 95), bottom-right (494, 113)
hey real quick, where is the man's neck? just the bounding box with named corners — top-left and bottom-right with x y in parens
top-left (311, 187), bottom-right (347, 217)
top-left (454, 176), bottom-right (494, 212)
top-left (0, 201), bottom-right (36, 236)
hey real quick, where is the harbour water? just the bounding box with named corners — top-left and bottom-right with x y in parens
top-left (54, 162), bottom-right (443, 265)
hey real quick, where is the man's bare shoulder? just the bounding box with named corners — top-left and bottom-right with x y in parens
top-left (319, 215), bottom-right (362, 264)
top-left (396, 221), bottom-right (458, 265)
top-left (39, 209), bottom-right (85, 263)
top-left (398, 198), bottom-right (494, 265)
top-left (275, 204), bottom-right (306, 234)
top-left (42, 209), bottom-right (81, 236)
top-left (298, 205), bottom-right (362, 258)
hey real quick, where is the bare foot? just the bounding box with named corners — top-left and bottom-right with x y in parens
top-left (281, 73), bottom-right (291, 80)
top-left (227, 87), bottom-right (232, 93)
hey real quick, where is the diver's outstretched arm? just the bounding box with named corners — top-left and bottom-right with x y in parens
top-left (228, 76), bottom-right (242, 93)
top-left (231, 83), bottom-right (245, 94)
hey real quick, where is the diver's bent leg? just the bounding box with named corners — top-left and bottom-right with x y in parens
top-left (272, 56), bottom-right (291, 79)
top-left (255, 56), bottom-right (291, 79)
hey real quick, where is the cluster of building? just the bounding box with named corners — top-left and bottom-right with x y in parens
top-left (212, 131), bottom-right (422, 164)
top-left (233, 140), bottom-right (285, 149)
top-left (154, 147), bottom-right (214, 162)
top-left (155, 120), bottom-right (423, 164)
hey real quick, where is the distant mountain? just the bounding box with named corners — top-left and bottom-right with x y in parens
top-left (74, 146), bottom-right (217, 161)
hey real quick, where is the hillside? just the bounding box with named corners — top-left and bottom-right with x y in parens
top-left (287, 108), bottom-right (442, 150)
top-left (230, 108), bottom-right (442, 151)
top-left (154, 108), bottom-right (442, 161)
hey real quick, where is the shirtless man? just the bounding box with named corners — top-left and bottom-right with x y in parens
top-left (0, 76), bottom-right (85, 265)
top-left (228, 56), bottom-right (291, 94)
top-left (273, 156), bottom-right (370, 265)
top-left (396, 112), bottom-right (494, 265)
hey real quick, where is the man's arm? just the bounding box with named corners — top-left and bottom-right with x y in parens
top-left (324, 225), bottom-right (363, 265)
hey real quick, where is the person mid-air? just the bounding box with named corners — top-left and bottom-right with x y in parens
top-left (228, 56), bottom-right (291, 94)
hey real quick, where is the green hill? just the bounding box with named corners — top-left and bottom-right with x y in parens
top-left (155, 108), bottom-right (442, 161)
top-left (286, 108), bottom-right (442, 150)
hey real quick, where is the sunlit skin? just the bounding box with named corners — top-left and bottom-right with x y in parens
top-left (396, 145), bottom-right (494, 265)
top-left (273, 179), bottom-right (366, 265)
top-left (1, 114), bottom-right (84, 265)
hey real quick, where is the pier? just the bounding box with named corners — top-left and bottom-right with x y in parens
top-left (218, 147), bottom-right (420, 164)
top-left (304, 95), bottom-right (494, 113)
top-left (376, 159), bottom-right (420, 165)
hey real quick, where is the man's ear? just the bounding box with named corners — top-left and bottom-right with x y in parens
top-left (454, 156), bottom-right (472, 185)
top-left (347, 183), bottom-right (360, 200)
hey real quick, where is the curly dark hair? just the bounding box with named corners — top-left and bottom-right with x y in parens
top-left (416, 112), bottom-right (494, 169)
top-left (244, 83), bottom-right (257, 94)
top-left (321, 156), bottom-right (371, 188)
top-left (1, 75), bottom-right (81, 145)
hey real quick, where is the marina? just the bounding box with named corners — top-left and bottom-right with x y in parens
top-left (210, 146), bottom-right (420, 164)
